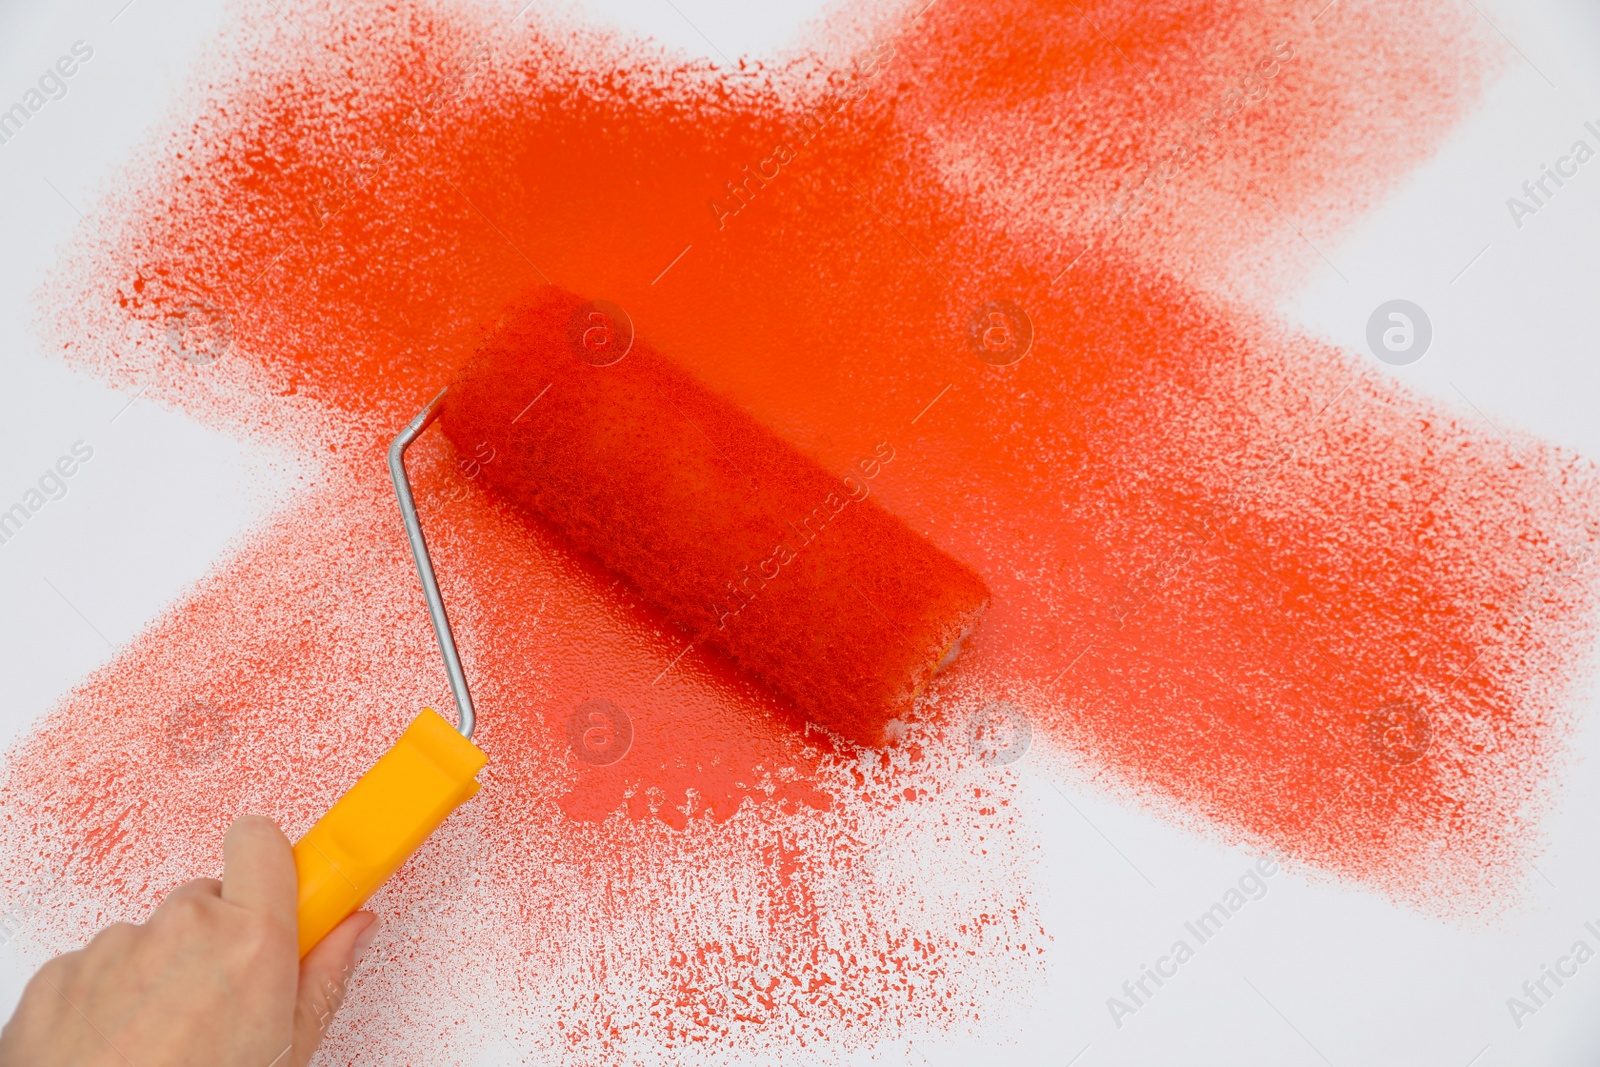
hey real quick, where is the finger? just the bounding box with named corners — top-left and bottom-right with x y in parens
top-left (81, 921), bottom-right (139, 957)
top-left (221, 815), bottom-right (297, 924)
top-left (291, 911), bottom-right (377, 1066)
top-left (154, 877), bottom-right (223, 908)
top-left (146, 877), bottom-right (223, 926)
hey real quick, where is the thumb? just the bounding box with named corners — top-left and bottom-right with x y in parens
top-left (290, 911), bottom-right (378, 1066)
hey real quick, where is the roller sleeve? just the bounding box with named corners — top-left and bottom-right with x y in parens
top-left (441, 286), bottom-right (990, 747)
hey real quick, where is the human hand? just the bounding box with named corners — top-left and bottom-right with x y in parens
top-left (0, 815), bottom-right (377, 1067)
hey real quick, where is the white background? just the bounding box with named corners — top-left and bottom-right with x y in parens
top-left (2, 0), bottom-right (1600, 1063)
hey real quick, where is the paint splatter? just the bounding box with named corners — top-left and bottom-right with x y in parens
top-left (8, 0), bottom-right (1599, 1060)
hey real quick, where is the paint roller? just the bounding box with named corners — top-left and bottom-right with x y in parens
top-left (291, 285), bottom-right (990, 955)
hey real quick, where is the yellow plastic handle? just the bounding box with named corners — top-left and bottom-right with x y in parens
top-left (292, 709), bottom-right (487, 957)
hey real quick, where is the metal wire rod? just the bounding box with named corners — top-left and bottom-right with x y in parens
top-left (388, 389), bottom-right (476, 739)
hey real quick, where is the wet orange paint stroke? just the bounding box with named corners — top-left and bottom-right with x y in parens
top-left (7, 0), bottom-right (1598, 1060)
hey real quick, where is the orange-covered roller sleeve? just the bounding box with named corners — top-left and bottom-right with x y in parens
top-left (441, 286), bottom-right (989, 747)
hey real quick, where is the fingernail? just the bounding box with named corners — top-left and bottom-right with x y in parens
top-left (354, 917), bottom-right (380, 962)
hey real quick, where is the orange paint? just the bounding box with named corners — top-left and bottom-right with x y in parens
top-left (10, 0), bottom-right (1597, 1059)
top-left (443, 285), bottom-right (991, 748)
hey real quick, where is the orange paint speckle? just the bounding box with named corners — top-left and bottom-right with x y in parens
top-left (8, 0), bottom-right (1596, 1061)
